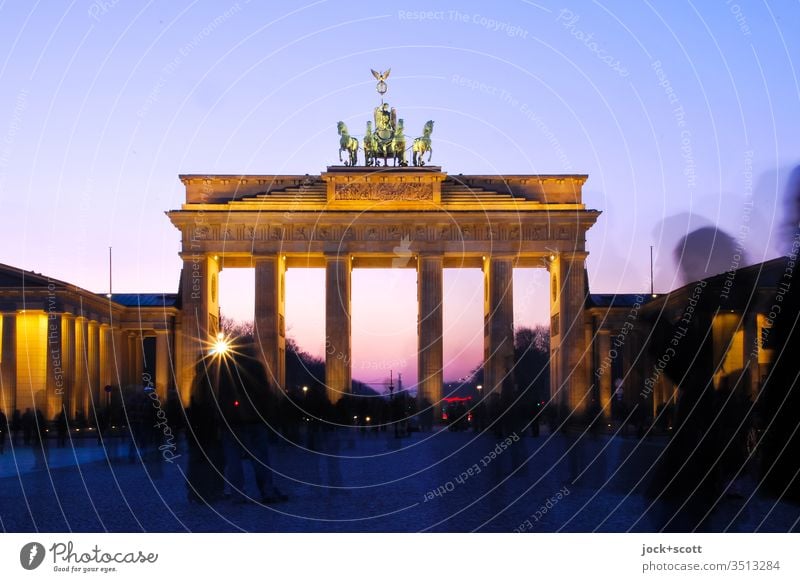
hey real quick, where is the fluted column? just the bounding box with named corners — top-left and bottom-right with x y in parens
top-left (1, 313), bottom-right (17, 416)
top-left (180, 254), bottom-right (221, 401)
top-left (45, 313), bottom-right (63, 419)
top-left (325, 254), bottom-right (351, 404)
top-left (60, 314), bottom-right (75, 418)
top-left (417, 254), bottom-right (443, 408)
top-left (155, 331), bottom-right (170, 401)
top-left (134, 333), bottom-right (144, 385)
top-left (255, 255), bottom-right (286, 393)
top-left (73, 316), bottom-right (88, 418)
top-left (549, 252), bottom-right (589, 415)
top-left (597, 330), bottom-right (612, 419)
top-left (98, 324), bottom-right (112, 398)
top-left (483, 256), bottom-right (515, 397)
top-left (87, 321), bottom-right (100, 412)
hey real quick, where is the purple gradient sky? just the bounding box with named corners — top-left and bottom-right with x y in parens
top-left (1, 1), bottom-right (798, 390)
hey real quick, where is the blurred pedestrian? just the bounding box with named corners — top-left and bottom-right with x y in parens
top-left (218, 344), bottom-right (287, 504)
top-left (55, 409), bottom-right (68, 447)
top-left (21, 408), bottom-right (33, 445)
top-left (0, 408), bottom-right (7, 453)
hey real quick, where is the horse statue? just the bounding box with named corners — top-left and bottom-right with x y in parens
top-left (337, 121), bottom-right (359, 166)
top-left (412, 120), bottom-right (434, 166)
top-left (363, 120), bottom-right (378, 167)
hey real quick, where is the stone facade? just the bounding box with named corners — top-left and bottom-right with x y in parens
top-left (168, 166), bottom-right (600, 413)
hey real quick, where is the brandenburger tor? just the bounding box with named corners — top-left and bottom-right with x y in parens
top-left (168, 69), bottom-right (599, 414)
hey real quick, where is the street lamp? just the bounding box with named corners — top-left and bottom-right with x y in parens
top-left (302, 385), bottom-right (308, 394)
top-left (477, 384), bottom-right (483, 392)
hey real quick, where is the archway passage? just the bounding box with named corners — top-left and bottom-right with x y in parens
top-left (351, 268), bottom-right (417, 395)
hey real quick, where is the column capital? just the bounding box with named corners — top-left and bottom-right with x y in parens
top-left (555, 250), bottom-right (589, 262)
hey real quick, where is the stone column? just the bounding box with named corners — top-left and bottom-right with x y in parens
top-left (596, 330), bottom-right (612, 420)
top-left (179, 254), bottom-right (221, 402)
top-left (549, 252), bottom-right (590, 415)
top-left (60, 314), bottom-right (75, 418)
top-left (255, 255), bottom-right (286, 393)
top-left (325, 254), bottom-right (351, 404)
top-left (45, 313), bottom-right (62, 419)
top-left (87, 321), bottom-right (100, 412)
top-left (135, 334), bottom-right (144, 385)
top-left (1, 313), bottom-right (17, 416)
top-left (155, 331), bottom-right (170, 401)
top-left (417, 254), bottom-right (443, 409)
top-left (483, 256), bottom-right (515, 397)
top-left (74, 317), bottom-right (88, 418)
top-left (112, 327), bottom-right (127, 393)
top-left (742, 308), bottom-right (759, 398)
top-left (98, 324), bottom-right (112, 399)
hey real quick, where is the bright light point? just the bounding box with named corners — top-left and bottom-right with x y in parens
top-left (366, 416), bottom-right (371, 422)
top-left (550, 254), bottom-right (556, 261)
top-left (477, 384), bottom-right (483, 391)
top-left (302, 385), bottom-right (308, 392)
top-left (211, 333), bottom-right (231, 356)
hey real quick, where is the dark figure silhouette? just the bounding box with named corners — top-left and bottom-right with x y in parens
top-left (645, 279), bottom-right (728, 530)
top-left (759, 165), bottom-right (800, 502)
top-left (33, 408), bottom-right (49, 468)
top-left (674, 227), bottom-right (747, 286)
top-left (218, 344), bottom-right (287, 504)
top-left (0, 409), bottom-right (7, 453)
top-left (55, 410), bottom-right (68, 447)
top-left (21, 407), bottom-right (34, 445)
top-left (11, 409), bottom-right (21, 445)
top-left (185, 361), bottom-right (225, 504)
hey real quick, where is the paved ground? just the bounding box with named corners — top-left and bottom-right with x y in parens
top-left (1, 428), bottom-right (798, 532)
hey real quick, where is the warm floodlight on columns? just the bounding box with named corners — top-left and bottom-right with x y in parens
top-left (179, 253), bottom-right (221, 402)
top-left (254, 255), bottom-right (286, 394)
top-left (325, 254), bottom-right (351, 404)
top-left (549, 251), bottom-right (590, 416)
top-left (483, 255), bottom-right (515, 398)
top-left (417, 254), bottom-right (444, 412)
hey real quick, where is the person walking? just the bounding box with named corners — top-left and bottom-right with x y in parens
top-left (218, 344), bottom-right (288, 504)
top-left (0, 408), bottom-right (7, 453)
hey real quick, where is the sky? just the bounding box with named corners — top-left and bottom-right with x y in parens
top-left (0, 0), bottom-right (798, 391)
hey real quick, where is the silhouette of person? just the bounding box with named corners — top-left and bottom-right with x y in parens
top-left (11, 409), bottom-right (21, 445)
top-left (55, 409), bottom-right (68, 447)
top-left (185, 361), bottom-right (225, 504)
top-left (218, 344), bottom-right (287, 504)
top-left (21, 408), bottom-right (33, 445)
top-left (759, 164), bottom-right (800, 501)
top-left (0, 408), bottom-right (7, 453)
top-left (674, 226), bottom-right (746, 287)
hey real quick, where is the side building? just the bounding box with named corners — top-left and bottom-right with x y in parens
top-left (0, 263), bottom-right (180, 422)
top-left (584, 256), bottom-right (786, 425)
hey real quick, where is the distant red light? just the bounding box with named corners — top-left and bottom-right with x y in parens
top-left (234, 400), bottom-right (240, 407)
